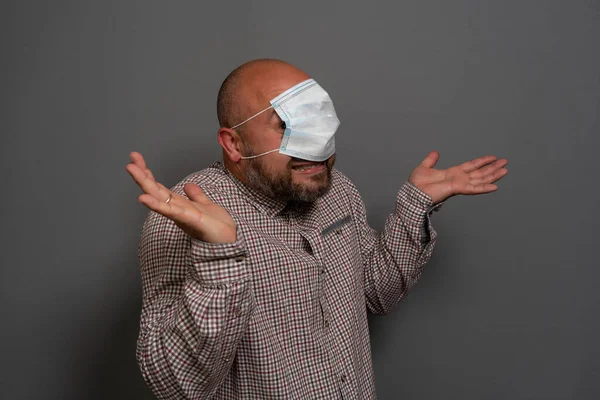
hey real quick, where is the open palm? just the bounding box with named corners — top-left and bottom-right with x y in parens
top-left (409, 151), bottom-right (508, 204)
top-left (126, 152), bottom-right (237, 243)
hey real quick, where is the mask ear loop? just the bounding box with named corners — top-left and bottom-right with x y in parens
top-left (231, 105), bottom-right (282, 160)
top-left (240, 148), bottom-right (280, 159)
top-left (230, 105), bottom-right (274, 129)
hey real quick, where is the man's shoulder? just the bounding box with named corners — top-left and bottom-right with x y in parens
top-left (331, 168), bottom-right (351, 184)
top-left (330, 168), bottom-right (358, 194)
top-left (319, 168), bottom-right (361, 211)
top-left (170, 162), bottom-right (234, 197)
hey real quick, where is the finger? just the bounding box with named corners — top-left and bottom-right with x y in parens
top-left (126, 163), bottom-right (169, 200)
top-left (461, 155), bottom-right (497, 173)
top-left (138, 193), bottom-right (183, 217)
top-left (139, 193), bottom-right (207, 234)
top-left (484, 167), bottom-right (508, 184)
top-left (126, 162), bottom-right (150, 188)
top-left (130, 152), bottom-right (148, 169)
top-left (476, 183), bottom-right (498, 193)
top-left (463, 183), bottom-right (498, 194)
top-left (478, 159), bottom-right (509, 177)
top-left (468, 167), bottom-right (508, 186)
top-left (155, 182), bottom-right (208, 208)
top-left (184, 183), bottom-right (211, 204)
top-left (473, 165), bottom-right (508, 185)
top-left (129, 151), bottom-right (157, 180)
top-left (420, 151), bottom-right (440, 169)
top-left (145, 168), bottom-right (156, 181)
top-left (156, 182), bottom-right (171, 193)
top-left (464, 160), bottom-right (508, 182)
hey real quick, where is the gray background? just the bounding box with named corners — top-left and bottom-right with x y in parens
top-left (1, 0), bottom-right (599, 399)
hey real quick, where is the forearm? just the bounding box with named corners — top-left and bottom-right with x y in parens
top-left (361, 182), bottom-right (440, 314)
top-left (137, 231), bottom-right (253, 399)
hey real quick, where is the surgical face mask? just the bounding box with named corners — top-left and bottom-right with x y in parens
top-left (230, 79), bottom-right (340, 162)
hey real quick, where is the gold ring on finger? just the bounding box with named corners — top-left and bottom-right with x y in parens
top-left (165, 193), bottom-right (173, 204)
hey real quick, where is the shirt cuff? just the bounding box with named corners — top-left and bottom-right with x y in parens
top-left (188, 226), bottom-right (249, 286)
top-left (403, 182), bottom-right (444, 214)
top-left (429, 202), bottom-right (444, 214)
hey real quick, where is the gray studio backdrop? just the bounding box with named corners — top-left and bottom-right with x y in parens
top-left (2, 1), bottom-right (599, 399)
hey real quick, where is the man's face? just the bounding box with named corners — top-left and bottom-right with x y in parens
top-left (237, 108), bottom-right (336, 203)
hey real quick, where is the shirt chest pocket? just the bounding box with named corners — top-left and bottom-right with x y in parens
top-left (321, 216), bottom-right (363, 294)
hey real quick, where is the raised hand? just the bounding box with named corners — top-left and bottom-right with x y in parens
top-left (126, 152), bottom-right (237, 243)
top-left (409, 151), bottom-right (508, 204)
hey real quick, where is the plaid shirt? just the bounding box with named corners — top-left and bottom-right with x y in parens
top-left (136, 162), bottom-right (439, 399)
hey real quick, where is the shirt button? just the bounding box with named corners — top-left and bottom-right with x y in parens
top-left (324, 319), bottom-right (329, 329)
top-left (335, 229), bottom-right (343, 235)
top-left (235, 255), bottom-right (246, 262)
top-left (340, 374), bottom-right (347, 383)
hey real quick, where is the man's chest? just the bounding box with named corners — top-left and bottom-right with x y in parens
top-left (239, 210), bottom-right (364, 313)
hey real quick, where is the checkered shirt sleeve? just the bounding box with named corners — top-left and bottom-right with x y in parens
top-left (136, 201), bottom-right (253, 398)
top-left (347, 180), bottom-right (440, 315)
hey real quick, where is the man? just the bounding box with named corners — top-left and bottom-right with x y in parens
top-left (126, 59), bottom-right (508, 399)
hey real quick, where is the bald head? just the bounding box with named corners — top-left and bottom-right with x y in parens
top-left (216, 59), bottom-right (310, 129)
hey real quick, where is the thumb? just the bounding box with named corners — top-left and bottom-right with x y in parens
top-left (420, 151), bottom-right (440, 168)
top-left (184, 183), bottom-right (210, 204)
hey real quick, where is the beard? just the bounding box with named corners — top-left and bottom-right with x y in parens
top-left (240, 142), bottom-right (335, 205)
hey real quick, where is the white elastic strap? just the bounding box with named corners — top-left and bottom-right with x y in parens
top-left (240, 148), bottom-right (279, 159)
top-left (230, 105), bottom-right (274, 129)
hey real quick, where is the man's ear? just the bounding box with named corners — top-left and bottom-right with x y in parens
top-left (218, 127), bottom-right (244, 163)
